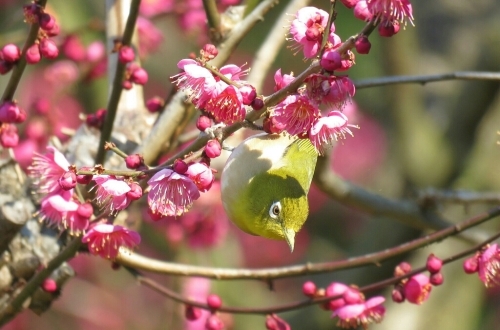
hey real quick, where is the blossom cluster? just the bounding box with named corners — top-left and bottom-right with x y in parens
top-left (463, 243), bottom-right (500, 288)
top-left (171, 4), bottom-right (372, 155)
top-left (302, 280), bottom-right (385, 329)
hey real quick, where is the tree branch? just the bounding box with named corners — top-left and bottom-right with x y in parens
top-left (133, 229), bottom-right (500, 315)
top-left (116, 206), bottom-right (500, 280)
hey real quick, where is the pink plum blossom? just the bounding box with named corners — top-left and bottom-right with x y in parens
top-left (40, 193), bottom-right (90, 234)
top-left (93, 175), bottom-right (141, 213)
top-left (403, 273), bottom-right (432, 304)
top-left (477, 244), bottom-right (500, 287)
top-left (28, 146), bottom-right (71, 195)
top-left (147, 168), bottom-right (201, 217)
top-left (332, 296), bottom-right (386, 329)
top-left (274, 69), bottom-right (295, 91)
top-left (308, 110), bottom-right (357, 154)
top-left (82, 223), bottom-right (141, 259)
top-left (269, 94), bottom-right (320, 136)
top-left (367, 0), bottom-right (413, 25)
top-left (289, 7), bottom-right (331, 58)
top-left (172, 59), bottom-right (216, 105)
top-left (205, 85), bottom-right (246, 124)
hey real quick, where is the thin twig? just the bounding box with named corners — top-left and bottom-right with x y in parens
top-left (354, 71), bottom-right (500, 89)
top-left (418, 188), bottom-right (500, 205)
top-left (0, 238), bottom-right (82, 326)
top-left (1, 0), bottom-right (48, 101)
top-left (202, 0), bottom-right (221, 41)
top-left (133, 230), bottom-right (500, 315)
top-left (116, 206), bottom-right (500, 280)
top-left (94, 0), bottom-right (141, 165)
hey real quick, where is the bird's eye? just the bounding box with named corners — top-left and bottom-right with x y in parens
top-left (269, 201), bottom-right (281, 219)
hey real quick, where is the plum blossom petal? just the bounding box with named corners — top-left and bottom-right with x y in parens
top-left (308, 110), bottom-right (358, 154)
top-left (28, 146), bottom-right (71, 195)
top-left (147, 169), bottom-right (201, 217)
top-left (477, 244), bottom-right (500, 287)
top-left (82, 223), bottom-right (141, 259)
top-left (270, 94), bottom-right (320, 136)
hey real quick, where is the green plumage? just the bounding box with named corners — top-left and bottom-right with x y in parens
top-left (221, 133), bottom-right (318, 250)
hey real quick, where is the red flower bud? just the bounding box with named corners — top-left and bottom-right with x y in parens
top-left (207, 294), bottom-right (222, 310)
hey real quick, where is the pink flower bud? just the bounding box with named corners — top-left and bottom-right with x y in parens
top-left (130, 67), bottom-right (148, 85)
top-left (320, 50), bottom-right (342, 72)
top-left (0, 124), bottom-right (19, 148)
top-left (201, 44), bottom-right (218, 60)
top-left (266, 314), bottom-right (291, 330)
top-left (86, 41), bottom-right (105, 62)
top-left (39, 38), bottom-right (59, 59)
top-left (118, 45), bottom-right (135, 64)
top-left (196, 115), bottom-right (212, 131)
top-left (1, 44), bottom-right (21, 63)
top-left (185, 305), bottom-right (202, 321)
top-left (126, 183), bottom-right (143, 200)
top-left (463, 256), bottom-right (478, 274)
top-left (173, 159), bottom-right (189, 174)
top-left (122, 80), bottom-right (133, 90)
top-left (430, 272), bottom-right (443, 286)
top-left (25, 43), bottom-right (41, 64)
top-left (251, 97), bottom-right (264, 111)
top-left (58, 171), bottom-right (77, 190)
top-left (426, 254), bottom-right (443, 274)
top-left (394, 261), bottom-right (412, 277)
top-left (325, 282), bottom-right (349, 311)
top-left (204, 139), bottom-right (221, 159)
top-left (41, 278), bottom-right (57, 293)
top-left (205, 314), bottom-right (224, 330)
top-left (14, 108), bottom-right (27, 123)
top-left (378, 21), bottom-right (400, 37)
top-left (77, 203), bottom-right (94, 219)
top-left (0, 101), bottom-right (20, 123)
top-left (307, 25), bottom-right (323, 43)
top-left (391, 286), bottom-right (405, 303)
top-left (207, 294), bottom-right (222, 310)
top-left (340, 0), bottom-right (359, 8)
top-left (39, 13), bottom-right (56, 31)
top-left (302, 281), bottom-right (316, 297)
top-left (239, 85), bottom-right (256, 105)
top-left (46, 22), bottom-right (60, 37)
top-left (76, 166), bottom-right (93, 184)
top-left (185, 162), bottom-right (214, 192)
top-left (343, 288), bottom-right (363, 304)
top-left (86, 109), bottom-right (107, 128)
top-left (146, 96), bottom-right (164, 113)
top-left (0, 60), bottom-right (13, 74)
top-left (32, 98), bottom-right (50, 115)
top-left (25, 119), bottom-right (47, 141)
top-left (125, 154), bottom-right (143, 169)
top-left (355, 36), bottom-right (371, 54)
top-left (61, 35), bottom-right (86, 62)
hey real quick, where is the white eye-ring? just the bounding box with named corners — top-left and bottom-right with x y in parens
top-left (269, 201), bottom-right (281, 219)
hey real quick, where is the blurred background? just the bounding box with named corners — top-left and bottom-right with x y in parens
top-left (1, 0), bottom-right (500, 329)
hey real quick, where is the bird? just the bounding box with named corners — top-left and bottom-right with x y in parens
top-left (221, 133), bottom-right (318, 252)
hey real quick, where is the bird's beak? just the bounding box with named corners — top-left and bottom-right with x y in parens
top-left (282, 226), bottom-right (296, 252)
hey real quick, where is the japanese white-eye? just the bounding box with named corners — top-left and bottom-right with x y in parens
top-left (221, 133), bottom-right (318, 252)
